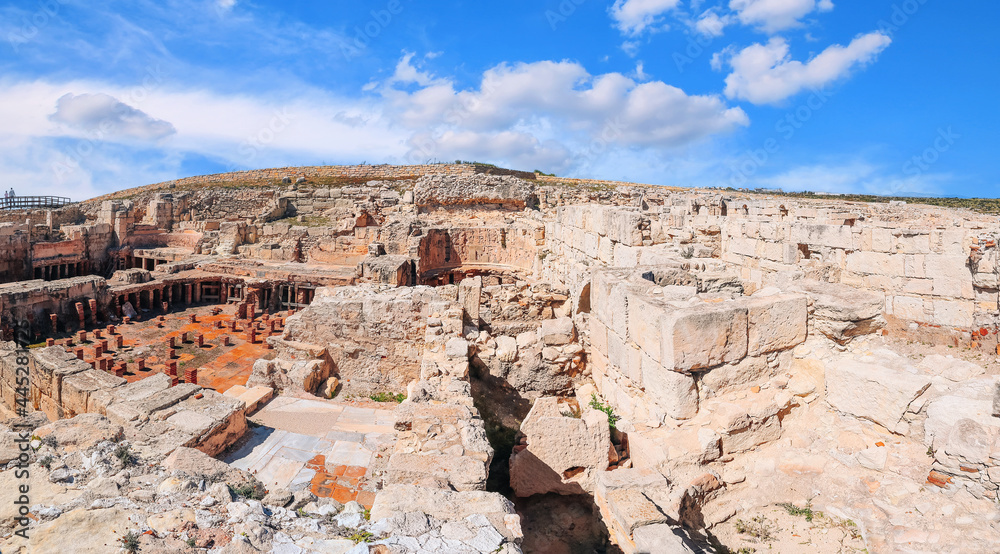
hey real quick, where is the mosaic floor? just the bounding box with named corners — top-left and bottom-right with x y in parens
top-left (223, 396), bottom-right (396, 508)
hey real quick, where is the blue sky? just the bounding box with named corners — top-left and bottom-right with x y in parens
top-left (1, 0), bottom-right (996, 200)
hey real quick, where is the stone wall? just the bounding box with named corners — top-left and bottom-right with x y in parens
top-left (276, 285), bottom-right (451, 395)
top-left (588, 265), bottom-right (806, 427)
top-left (417, 227), bottom-right (540, 279)
top-left (544, 197), bottom-right (998, 334)
top-left (0, 345), bottom-right (246, 457)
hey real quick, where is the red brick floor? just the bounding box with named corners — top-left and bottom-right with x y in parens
top-left (50, 304), bottom-right (287, 394)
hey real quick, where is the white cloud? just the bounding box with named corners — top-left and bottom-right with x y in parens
top-left (694, 9), bottom-right (732, 37)
top-left (217, 0), bottom-right (236, 10)
top-left (379, 56), bottom-right (749, 167)
top-left (754, 162), bottom-right (949, 196)
top-left (50, 93), bottom-right (177, 141)
top-left (610, 0), bottom-right (682, 35)
top-left (720, 32), bottom-right (891, 104)
top-left (729, 0), bottom-right (835, 33)
top-left (0, 55), bottom-right (749, 199)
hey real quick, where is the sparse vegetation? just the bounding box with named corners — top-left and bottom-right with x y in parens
top-left (114, 443), bottom-right (136, 467)
top-left (228, 481), bottom-right (267, 500)
top-left (348, 530), bottom-right (375, 544)
top-left (680, 245), bottom-right (695, 259)
top-left (589, 393), bottom-right (620, 430)
top-left (779, 500), bottom-right (817, 522)
top-left (119, 530), bottom-right (141, 553)
top-left (734, 515), bottom-right (777, 543)
top-left (39, 455), bottom-right (53, 470)
top-left (368, 392), bottom-right (406, 403)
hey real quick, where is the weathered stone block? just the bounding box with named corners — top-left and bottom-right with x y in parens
top-left (825, 360), bottom-right (930, 431)
top-left (660, 303), bottom-right (748, 372)
top-left (746, 294), bottom-right (807, 356)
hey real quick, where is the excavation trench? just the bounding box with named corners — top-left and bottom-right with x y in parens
top-left (470, 371), bottom-right (621, 554)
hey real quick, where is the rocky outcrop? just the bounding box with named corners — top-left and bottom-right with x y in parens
top-left (414, 174), bottom-right (537, 209)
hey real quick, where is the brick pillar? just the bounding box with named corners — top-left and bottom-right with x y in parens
top-left (162, 302), bottom-right (169, 314)
top-left (247, 328), bottom-right (256, 344)
top-left (50, 314), bottom-right (58, 334)
top-left (168, 336), bottom-right (175, 348)
top-left (167, 348), bottom-right (176, 359)
top-left (100, 339), bottom-right (108, 352)
top-left (75, 347), bottom-right (84, 360)
top-left (184, 284), bottom-right (192, 304)
top-left (115, 335), bottom-right (124, 349)
top-left (220, 284), bottom-right (228, 304)
top-left (184, 368), bottom-right (197, 385)
top-left (214, 320), bottom-right (222, 329)
top-left (189, 313), bottom-right (197, 324)
top-left (229, 319), bottom-right (238, 332)
top-left (65, 338), bottom-right (74, 348)
top-left (107, 325), bottom-right (116, 335)
top-left (193, 282), bottom-right (201, 303)
top-left (75, 302), bottom-right (85, 329)
top-left (181, 332), bottom-right (188, 343)
top-left (88, 298), bottom-right (98, 324)
top-left (167, 361), bottom-right (177, 376)
top-left (195, 334), bottom-right (204, 347)
top-left (123, 316), bottom-right (131, 325)
top-left (78, 330), bottom-right (86, 342)
top-left (221, 335), bottom-right (230, 346)
top-left (94, 344), bottom-right (103, 358)
top-left (136, 359), bottom-right (145, 372)
top-left (45, 338), bottom-right (54, 347)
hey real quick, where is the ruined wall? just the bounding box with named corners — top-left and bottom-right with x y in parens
top-left (277, 285), bottom-right (450, 395)
top-left (0, 346), bottom-right (246, 456)
top-left (544, 197), bottom-right (998, 333)
top-left (417, 227), bottom-right (539, 278)
top-left (721, 214), bottom-right (982, 329)
top-left (588, 266), bottom-right (805, 427)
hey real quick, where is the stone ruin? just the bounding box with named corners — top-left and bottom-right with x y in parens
top-left (0, 163), bottom-right (996, 552)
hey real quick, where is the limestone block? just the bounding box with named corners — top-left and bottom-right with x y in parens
top-left (795, 224), bottom-right (854, 249)
top-left (845, 251), bottom-right (904, 276)
top-left (540, 317), bottom-right (575, 346)
top-left (627, 293), bottom-right (666, 363)
top-left (825, 360), bottom-right (930, 431)
top-left (933, 299), bottom-right (974, 328)
top-left (699, 355), bottom-right (775, 396)
top-left (746, 294), bottom-right (807, 356)
top-left (445, 338), bottom-right (471, 359)
top-left (496, 332), bottom-right (520, 362)
top-left (458, 276), bottom-right (482, 322)
top-left (509, 397), bottom-right (610, 496)
top-left (924, 255), bottom-right (970, 280)
top-left (641, 363), bottom-right (698, 420)
top-left (632, 524), bottom-right (699, 553)
top-left (589, 317), bottom-right (608, 356)
top-left (660, 303), bottom-right (748, 372)
top-left (943, 418), bottom-right (996, 465)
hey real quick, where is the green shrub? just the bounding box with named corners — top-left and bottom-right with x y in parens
top-left (589, 394), bottom-right (620, 430)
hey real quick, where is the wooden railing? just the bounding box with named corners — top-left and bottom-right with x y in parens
top-left (0, 196), bottom-right (73, 210)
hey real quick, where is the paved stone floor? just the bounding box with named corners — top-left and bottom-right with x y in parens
top-left (46, 303), bottom-right (281, 393)
top-left (224, 396), bottom-right (396, 508)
